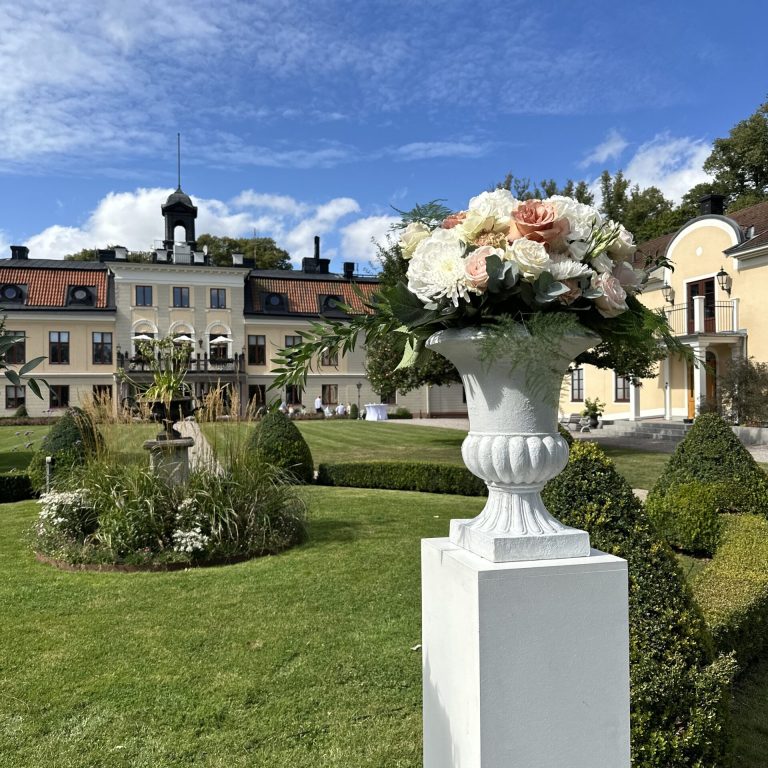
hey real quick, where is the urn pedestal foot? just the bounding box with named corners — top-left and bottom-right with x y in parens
top-left (450, 485), bottom-right (591, 562)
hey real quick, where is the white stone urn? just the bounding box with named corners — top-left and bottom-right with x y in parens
top-left (426, 326), bottom-right (599, 562)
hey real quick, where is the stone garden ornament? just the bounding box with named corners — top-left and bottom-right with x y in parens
top-left (272, 188), bottom-right (686, 561)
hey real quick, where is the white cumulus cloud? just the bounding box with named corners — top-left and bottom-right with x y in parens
top-left (580, 129), bottom-right (629, 168)
top-left (18, 187), bottom-right (374, 269)
top-left (624, 134), bottom-right (712, 202)
top-left (340, 215), bottom-right (399, 266)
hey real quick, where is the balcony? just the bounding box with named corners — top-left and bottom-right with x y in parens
top-left (117, 351), bottom-right (245, 375)
top-left (663, 297), bottom-right (740, 336)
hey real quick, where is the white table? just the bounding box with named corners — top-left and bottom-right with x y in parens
top-left (364, 403), bottom-right (389, 421)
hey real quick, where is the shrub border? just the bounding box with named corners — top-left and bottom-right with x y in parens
top-left (0, 472), bottom-right (34, 502)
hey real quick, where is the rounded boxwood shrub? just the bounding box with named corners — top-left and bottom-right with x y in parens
top-left (542, 441), bottom-right (735, 768)
top-left (28, 408), bottom-right (102, 493)
top-left (646, 412), bottom-right (768, 520)
top-left (248, 410), bottom-right (314, 483)
top-left (349, 403), bottom-right (359, 420)
top-left (648, 482), bottom-right (734, 556)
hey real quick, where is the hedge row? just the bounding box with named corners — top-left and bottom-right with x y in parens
top-left (692, 514), bottom-right (768, 669)
top-left (0, 472), bottom-right (34, 502)
top-left (316, 461), bottom-right (486, 496)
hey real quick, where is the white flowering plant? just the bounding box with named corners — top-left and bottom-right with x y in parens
top-left (271, 189), bottom-right (685, 389)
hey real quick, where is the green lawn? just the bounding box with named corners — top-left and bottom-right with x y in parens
top-left (0, 424), bottom-right (50, 471)
top-left (0, 489), bottom-right (472, 767)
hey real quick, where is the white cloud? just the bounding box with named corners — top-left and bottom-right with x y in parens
top-left (580, 129), bottom-right (629, 168)
top-left (340, 215), bottom-right (399, 265)
top-left (391, 141), bottom-right (491, 161)
top-left (624, 134), bottom-right (712, 202)
top-left (19, 187), bottom-right (367, 268)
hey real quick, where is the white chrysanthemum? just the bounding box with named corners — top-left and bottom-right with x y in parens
top-left (549, 257), bottom-right (593, 281)
top-left (407, 228), bottom-right (471, 306)
top-left (399, 221), bottom-right (431, 259)
top-left (508, 238), bottom-right (552, 280)
top-left (548, 195), bottom-right (603, 243)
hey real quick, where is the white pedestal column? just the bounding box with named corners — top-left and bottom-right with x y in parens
top-left (422, 538), bottom-right (630, 768)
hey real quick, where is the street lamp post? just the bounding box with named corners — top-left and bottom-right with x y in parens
top-left (356, 382), bottom-right (362, 419)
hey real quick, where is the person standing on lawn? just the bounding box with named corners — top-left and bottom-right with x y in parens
top-left (314, 394), bottom-right (323, 414)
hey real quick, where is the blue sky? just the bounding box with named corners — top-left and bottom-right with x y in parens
top-left (1, 0), bottom-right (767, 270)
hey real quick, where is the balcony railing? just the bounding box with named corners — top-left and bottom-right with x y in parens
top-left (117, 351), bottom-right (245, 374)
top-left (663, 298), bottom-right (740, 336)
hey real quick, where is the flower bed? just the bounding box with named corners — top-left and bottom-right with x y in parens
top-left (33, 456), bottom-right (307, 568)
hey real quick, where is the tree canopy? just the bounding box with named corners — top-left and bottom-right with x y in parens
top-left (196, 235), bottom-right (291, 269)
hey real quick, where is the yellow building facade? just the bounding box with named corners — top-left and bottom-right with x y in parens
top-left (559, 196), bottom-right (768, 423)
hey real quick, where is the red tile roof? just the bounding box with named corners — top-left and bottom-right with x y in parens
top-left (0, 267), bottom-right (110, 308)
top-left (248, 276), bottom-right (379, 315)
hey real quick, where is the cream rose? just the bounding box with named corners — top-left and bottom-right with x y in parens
top-left (509, 238), bottom-right (552, 280)
top-left (608, 225), bottom-right (637, 261)
top-left (592, 272), bottom-right (628, 318)
top-left (399, 221), bottom-right (431, 259)
top-left (612, 261), bottom-right (644, 293)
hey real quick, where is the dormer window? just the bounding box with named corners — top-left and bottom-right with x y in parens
top-left (66, 285), bottom-right (95, 306)
top-left (263, 292), bottom-right (287, 312)
top-left (0, 284), bottom-right (26, 304)
top-left (318, 294), bottom-right (346, 316)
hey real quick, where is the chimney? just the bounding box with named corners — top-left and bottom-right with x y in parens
top-left (343, 262), bottom-right (355, 279)
top-left (113, 246), bottom-right (127, 260)
top-left (699, 194), bottom-right (725, 216)
top-left (314, 235), bottom-right (320, 261)
top-left (10, 245), bottom-right (29, 260)
top-left (98, 249), bottom-right (116, 262)
top-left (232, 252), bottom-right (244, 266)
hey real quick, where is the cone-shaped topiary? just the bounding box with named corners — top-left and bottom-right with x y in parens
top-left (542, 441), bottom-right (735, 768)
top-left (248, 410), bottom-right (314, 484)
top-left (646, 412), bottom-right (768, 519)
top-left (28, 407), bottom-right (103, 493)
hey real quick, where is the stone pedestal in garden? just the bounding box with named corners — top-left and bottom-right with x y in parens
top-left (422, 538), bottom-right (631, 768)
top-left (143, 436), bottom-right (194, 486)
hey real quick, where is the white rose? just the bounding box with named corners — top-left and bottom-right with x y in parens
top-left (608, 225), bottom-right (637, 261)
top-left (459, 203), bottom-right (498, 239)
top-left (549, 256), bottom-right (593, 281)
top-left (591, 252), bottom-right (615, 274)
top-left (509, 238), bottom-right (552, 280)
top-left (592, 272), bottom-right (628, 318)
top-left (548, 195), bottom-right (603, 241)
top-left (467, 188), bottom-right (519, 223)
top-left (399, 221), bottom-right (431, 259)
top-left (612, 260), bottom-right (644, 293)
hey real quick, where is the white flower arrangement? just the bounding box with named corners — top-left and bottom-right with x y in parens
top-left (398, 189), bottom-right (641, 319)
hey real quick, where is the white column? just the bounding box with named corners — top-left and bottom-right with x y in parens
top-left (629, 382), bottom-right (640, 421)
top-left (731, 297), bottom-right (740, 332)
top-left (691, 344), bottom-right (707, 416)
top-left (693, 295), bottom-right (705, 333)
top-left (422, 539), bottom-right (631, 768)
top-left (663, 356), bottom-right (672, 421)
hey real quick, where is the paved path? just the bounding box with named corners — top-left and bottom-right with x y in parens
top-left (393, 417), bottom-right (768, 462)
top-left (176, 420), bottom-right (223, 474)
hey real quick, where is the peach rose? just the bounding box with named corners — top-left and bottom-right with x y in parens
top-left (508, 199), bottom-right (570, 247)
top-left (558, 279), bottom-right (583, 306)
top-left (465, 246), bottom-right (501, 292)
top-left (442, 211), bottom-right (467, 229)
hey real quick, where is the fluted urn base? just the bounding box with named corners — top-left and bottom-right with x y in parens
top-left (450, 485), bottom-right (590, 562)
top-left (426, 326), bottom-right (600, 563)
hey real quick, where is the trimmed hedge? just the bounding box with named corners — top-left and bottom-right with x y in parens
top-left (0, 472), bottom-right (33, 502)
top-left (316, 461), bottom-right (486, 496)
top-left (248, 411), bottom-right (314, 484)
top-left (542, 441), bottom-right (734, 768)
top-left (647, 413), bottom-right (768, 520)
top-left (692, 514), bottom-right (768, 670)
